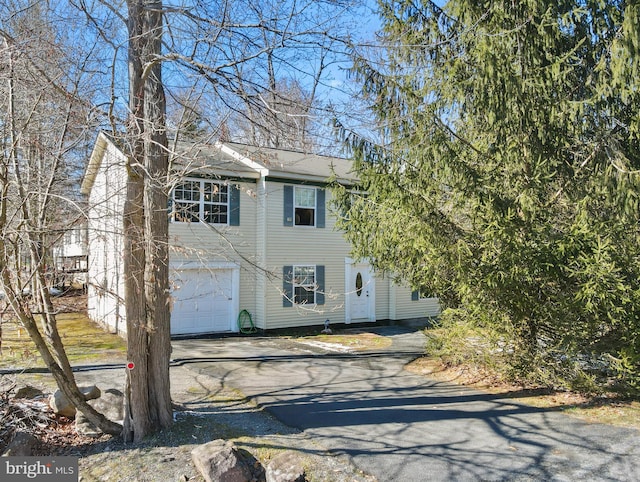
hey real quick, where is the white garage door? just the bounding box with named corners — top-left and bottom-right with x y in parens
top-left (171, 268), bottom-right (236, 335)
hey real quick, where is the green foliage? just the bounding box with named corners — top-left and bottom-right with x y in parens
top-left (334, 0), bottom-right (640, 392)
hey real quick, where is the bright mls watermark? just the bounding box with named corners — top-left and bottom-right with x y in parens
top-left (1, 457), bottom-right (78, 481)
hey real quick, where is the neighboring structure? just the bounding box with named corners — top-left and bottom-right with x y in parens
top-left (80, 133), bottom-right (439, 336)
top-left (51, 226), bottom-right (88, 289)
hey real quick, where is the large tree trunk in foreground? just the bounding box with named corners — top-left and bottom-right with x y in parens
top-left (122, 0), bottom-right (172, 443)
top-left (142, 0), bottom-right (172, 431)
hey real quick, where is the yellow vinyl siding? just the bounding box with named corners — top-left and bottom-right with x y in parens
top-left (393, 283), bottom-right (440, 319)
top-left (169, 180), bottom-right (259, 319)
top-left (263, 181), bottom-right (350, 329)
top-left (84, 138), bottom-right (440, 335)
top-left (374, 277), bottom-right (391, 320)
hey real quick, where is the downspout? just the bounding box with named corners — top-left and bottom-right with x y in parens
top-left (258, 176), bottom-right (268, 329)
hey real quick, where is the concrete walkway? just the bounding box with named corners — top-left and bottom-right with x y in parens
top-left (171, 326), bottom-right (640, 481)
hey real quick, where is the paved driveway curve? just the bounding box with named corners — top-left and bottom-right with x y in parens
top-left (172, 327), bottom-right (640, 481)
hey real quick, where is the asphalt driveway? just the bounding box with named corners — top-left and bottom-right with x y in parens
top-left (171, 326), bottom-right (640, 481)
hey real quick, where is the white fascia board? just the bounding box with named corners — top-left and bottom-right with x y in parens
top-left (266, 171), bottom-right (358, 186)
top-left (81, 132), bottom-right (110, 195)
top-left (215, 142), bottom-right (270, 178)
top-left (182, 167), bottom-right (261, 180)
top-left (215, 169), bottom-right (261, 180)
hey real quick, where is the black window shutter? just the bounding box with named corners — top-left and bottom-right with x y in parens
top-left (283, 185), bottom-right (293, 226)
top-left (316, 265), bottom-right (325, 305)
top-left (283, 265), bottom-right (293, 307)
top-left (229, 184), bottom-right (240, 226)
top-left (316, 189), bottom-right (325, 228)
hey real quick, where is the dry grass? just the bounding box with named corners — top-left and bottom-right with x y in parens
top-left (297, 331), bottom-right (393, 351)
top-left (406, 357), bottom-right (640, 431)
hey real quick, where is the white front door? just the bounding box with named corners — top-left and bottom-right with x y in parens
top-left (346, 261), bottom-right (375, 322)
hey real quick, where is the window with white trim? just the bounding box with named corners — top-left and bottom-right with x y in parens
top-left (412, 288), bottom-right (432, 300)
top-left (283, 264), bottom-right (325, 307)
top-left (283, 185), bottom-right (325, 228)
top-left (294, 186), bottom-right (316, 226)
top-left (172, 179), bottom-right (228, 224)
top-left (294, 265), bottom-right (316, 305)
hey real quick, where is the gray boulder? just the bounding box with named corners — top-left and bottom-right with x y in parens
top-left (83, 385), bottom-right (102, 400)
top-left (75, 414), bottom-right (102, 438)
top-left (2, 431), bottom-right (37, 456)
top-left (191, 439), bottom-right (254, 482)
top-left (266, 451), bottom-right (306, 482)
top-left (13, 385), bottom-right (44, 399)
top-left (49, 385), bottom-right (101, 418)
top-left (88, 388), bottom-right (124, 422)
top-left (75, 388), bottom-right (124, 437)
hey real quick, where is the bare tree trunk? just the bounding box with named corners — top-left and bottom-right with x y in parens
top-left (143, 0), bottom-right (173, 430)
top-left (266, 51), bottom-right (279, 148)
top-left (122, 0), bottom-right (172, 442)
top-left (122, 161), bottom-right (151, 442)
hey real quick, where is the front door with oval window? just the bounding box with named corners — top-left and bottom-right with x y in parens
top-left (347, 262), bottom-right (374, 322)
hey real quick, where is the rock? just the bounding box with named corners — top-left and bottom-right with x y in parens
top-left (191, 439), bottom-right (254, 482)
top-left (50, 390), bottom-right (77, 418)
top-left (75, 388), bottom-right (124, 437)
top-left (75, 414), bottom-right (102, 438)
top-left (14, 385), bottom-right (44, 399)
top-left (89, 388), bottom-right (124, 422)
top-left (266, 451), bottom-right (306, 482)
top-left (49, 385), bottom-right (102, 418)
top-left (2, 431), bottom-right (37, 456)
top-left (82, 385), bottom-right (102, 401)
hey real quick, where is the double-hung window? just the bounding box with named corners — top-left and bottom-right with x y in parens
top-left (293, 265), bottom-right (316, 305)
top-left (282, 264), bottom-right (325, 307)
top-left (172, 179), bottom-right (239, 225)
top-left (411, 288), bottom-right (431, 300)
top-left (283, 185), bottom-right (325, 228)
top-left (294, 187), bottom-right (316, 226)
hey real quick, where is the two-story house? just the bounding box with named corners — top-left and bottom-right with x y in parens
top-left (80, 132), bottom-right (439, 336)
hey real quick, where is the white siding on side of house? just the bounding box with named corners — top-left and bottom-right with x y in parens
top-left (85, 140), bottom-right (127, 334)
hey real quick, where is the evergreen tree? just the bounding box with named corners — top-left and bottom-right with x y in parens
top-left (335, 0), bottom-right (640, 390)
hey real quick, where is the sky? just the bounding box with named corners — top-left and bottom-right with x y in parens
top-left (1, 0), bottom-right (449, 150)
